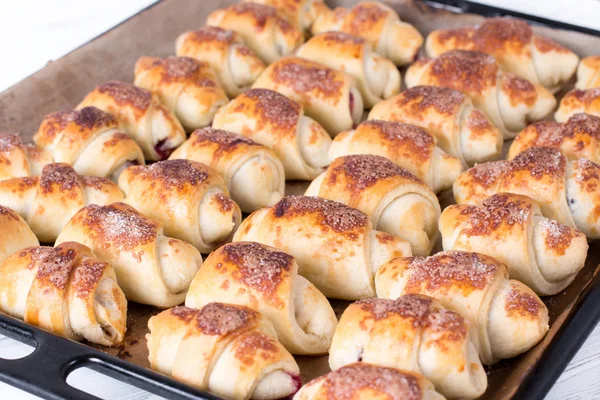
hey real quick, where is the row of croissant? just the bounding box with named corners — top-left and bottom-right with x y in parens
top-left (1, 0), bottom-right (600, 399)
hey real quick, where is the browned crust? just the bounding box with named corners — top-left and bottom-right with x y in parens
top-left (538, 218), bottom-right (577, 256)
top-left (221, 3), bottom-right (297, 35)
top-left (506, 147), bottom-right (566, 181)
top-left (394, 85), bottom-right (466, 116)
top-left (0, 133), bottom-right (24, 152)
top-left (460, 193), bottom-right (533, 237)
top-left (272, 196), bottom-right (368, 235)
top-left (186, 26), bottom-right (237, 44)
top-left (244, 88), bottom-right (300, 130)
top-left (221, 242), bottom-right (293, 300)
top-left (505, 281), bottom-right (543, 319)
top-left (360, 120), bottom-right (435, 162)
top-left (38, 163), bottom-right (82, 194)
top-left (269, 58), bottom-right (345, 99)
top-left (500, 73), bottom-right (536, 107)
top-left (129, 160), bottom-right (210, 192)
top-left (327, 154), bottom-right (421, 191)
top-left (71, 258), bottom-right (109, 299)
top-left (405, 251), bottom-right (500, 295)
top-left (533, 35), bottom-right (570, 54)
top-left (32, 245), bottom-right (79, 291)
top-left (428, 50), bottom-right (498, 93)
top-left (234, 331), bottom-right (279, 365)
top-left (473, 18), bottom-right (532, 54)
top-left (319, 362), bottom-right (423, 400)
top-left (80, 203), bottom-right (159, 251)
top-left (343, 2), bottom-right (393, 36)
top-left (0, 205), bottom-right (20, 221)
top-left (169, 303), bottom-right (257, 335)
top-left (96, 81), bottom-right (153, 111)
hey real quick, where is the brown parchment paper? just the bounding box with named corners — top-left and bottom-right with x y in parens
top-left (1, 1), bottom-right (600, 399)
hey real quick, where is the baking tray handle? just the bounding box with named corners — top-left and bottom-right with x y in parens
top-left (0, 314), bottom-right (222, 400)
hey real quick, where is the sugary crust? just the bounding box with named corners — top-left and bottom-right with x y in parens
top-left (267, 56), bottom-right (347, 101)
top-left (74, 202), bottom-right (159, 252)
top-left (355, 120), bottom-right (435, 163)
top-left (303, 362), bottom-right (425, 400)
top-left (325, 154), bottom-right (422, 193)
top-left (340, 2), bottom-right (395, 40)
top-left (272, 196), bottom-right (368, 235)
top-left (169, 303), bottom-right (258, 336)
top-left (425, 50), bottom-right (498, 93)
top-left (96, 81), bottom-right (153, 111)
top-left (135, 56), bottom-right (221, 88)
top-left (504, 281), bottom-right (544, 319)
top-left (242, 88), bottom-right (301, 132)
top-left (387, 85), bottom-right (467, 117)
top-left (500, 73), bottom-right (537, 107)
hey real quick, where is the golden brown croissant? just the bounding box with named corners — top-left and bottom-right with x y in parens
top-left (0, 163), bottom-right (123, 242)
top-left (296, 31), bottom-right (401, 108)
top-left (329, 295), bottom-right (486, 399)
top-left (426, 18), bottom-right (579, 93)
top-left (305, 155), bottom-right (441, 256)
top-left (453, 146), bottom-right (600, 238)
top-left (77, 81), bottom-right (186, 161)
top-left (368, 86), bottom-right (503, 166)
top-left (440, 193), bottom-right (588, 295)
top-left (555, 87), bottom-right (600, 123)
top-left (147, 303), bottom-right (301, 399)
top-left (233, 195), bottom-right (411, 300)
top-left (295, 362), bottom-right (445, 400)
top-left (207, 3), bottom-right (304, 64)
top-left (252, 56), bottom-right (364, 136)
top-left (186, 242), bottom-right (337, 355)
top-left (134, 56), bottom-right (228, 131)
top-left (212, 88), bottom-right (331, 180)
top-left (0, 242), bottom-right (127, 346)
top-left (118, 160), bottom-right (241, 253)
top-left (0, 133), bottom-right (52, 180)
top-left (33, 107), bottom-right (144, 181)
top-left (376, 251), bottom-right (549, 364)
top-left (406, 50), bottom-right (556, 138)
top-left (55, 202), bottom-right (202, 307)
top-left (575, 56), bottom-right (600, 89)
top-left (175, 27), bottom-right (266, 97)
top-left (169, 127), bottom-right (284, 213)
top-left (0, 205), bottom-right (39, 263)
top-left (329, 120), bottom-right (464, 192)
top-left (508, 113), bottom-right (600, 162)
top-left (311, 1), bottom-right (424, 66)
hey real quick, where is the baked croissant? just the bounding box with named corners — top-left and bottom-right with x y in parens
top-left (169, 127), bottom-right (285, 212)
top-left (575, 56), bottom-right (600, 89)
top-left (77, 81), bottom-right (186, 161)
top-left (296, 31), bottom-right (401, 108)
top-left (33, 107), bottom-right (145, 181)
top-left (311, 1), bottom-right (424, 66)
top-left (0, 242), bottom-right (127, 346)
top-left (555, 87), bottom-right (600, 123)
top-left (440, 193), bottom-right (588, 296)
top-left (147, 303), bottom-right (301, 400)
top-left (329, 295), bottom-right (486, 399)
top-left (118, 160), bottom-right (241, 253)
top-left (0, 133), bottom-right (52, 181)
top-left (0, 205), bottom-right (39, 263)
top-left (425, 18), bottom-right (579, 93)
top-left (133, 56), bottom-right (228, 132)
top-left (453, 146), bottom-right (600, 238)
top-left (305, 155), bottom-right (441, 256)
top-left (207, 3), bottom-right (304, 64)
top-left (186, 241), bottom-right (337, 355)
top-left (329, 120), bottom-right (464, 192)
top-left (0, 163), bottom-right (123, 242)
top-left (295, 362), bottom-right (445, 400)
top-left (175, 27), bottom-right (266, 97)
top-left (375, 251), bottom-right (549, 364)
top-left (212, 88), bottom-right (331, 180)
top-left (405, 50), bottom-right (556, 138)
top-left (368, 86), bottom-right (503, 166)
top-left (55, 203), bottom-right (202, 307)
top-left (242, 0), bottom-right (327, 33)
top-left (252, 56), bottom-right (364, 136)
top-left (233, 195), bottom-right (411, 300)
top-left (508, 113), bottom-right (600, 162)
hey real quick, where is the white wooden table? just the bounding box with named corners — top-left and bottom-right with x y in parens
top-left (1, 0), bottom-right (600, 399)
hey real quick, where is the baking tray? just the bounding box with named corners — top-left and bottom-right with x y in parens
top-left (1, 0), bottom-right (600, 399)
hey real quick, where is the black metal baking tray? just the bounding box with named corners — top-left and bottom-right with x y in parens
top-left (1, 1), bottom-right (600, 399)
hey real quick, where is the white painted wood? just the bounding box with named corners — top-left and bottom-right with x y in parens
top-left (1, 0), bottom-right (600, 399)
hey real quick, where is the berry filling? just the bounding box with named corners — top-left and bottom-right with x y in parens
top-left (154, 139), bottom-right (176, 160)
